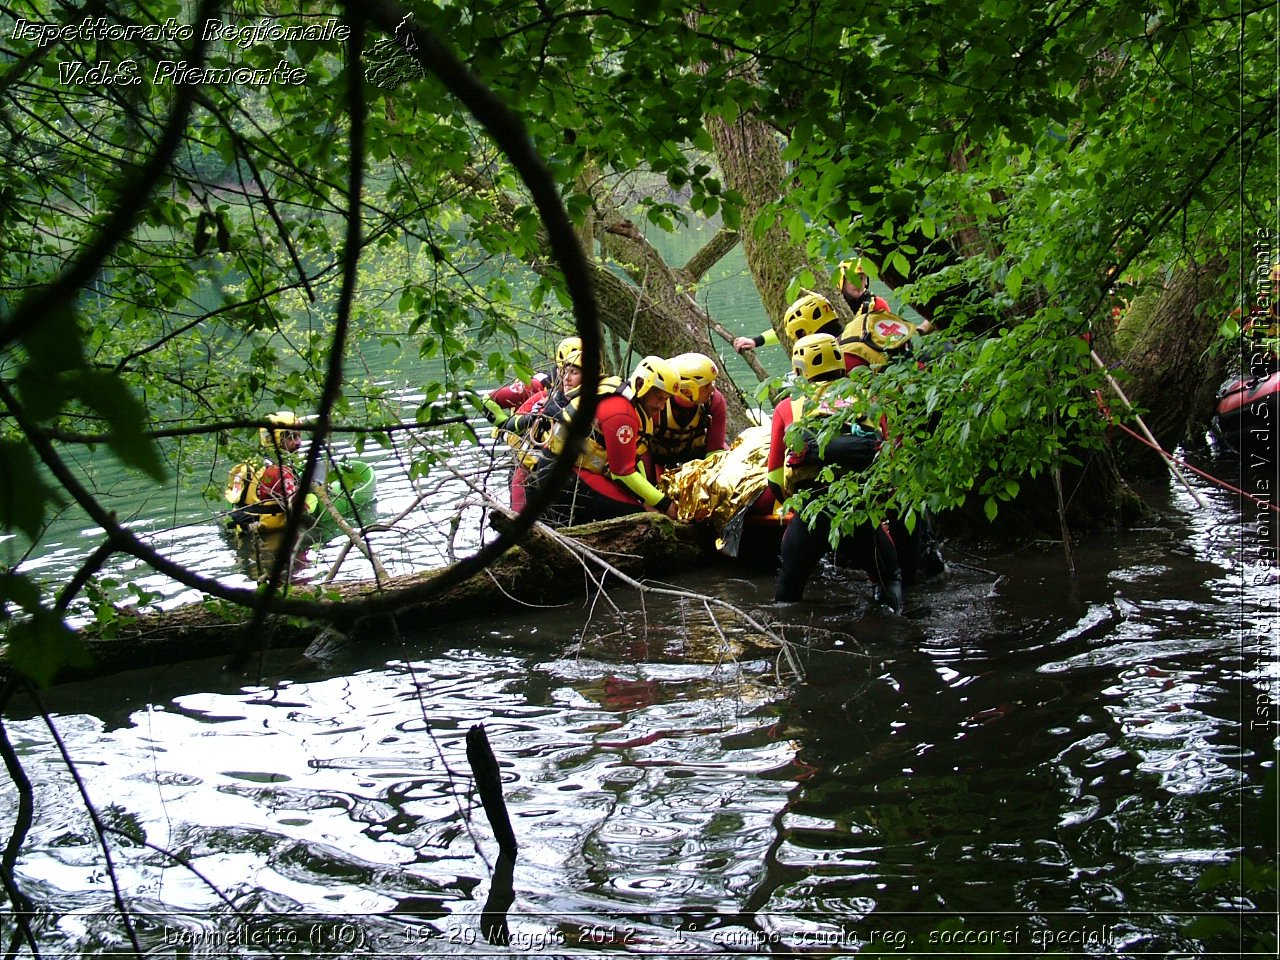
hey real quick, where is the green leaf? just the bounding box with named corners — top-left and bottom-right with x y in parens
top-left (15, 366), bottom-right (74, 422)
top-left (5, 612), bottom-right (91, 687)
top-left (1006, 264), bottom-right (1023, 300)
top-left (76, 370), bottom-right (167, 482)
top-left (0, 571), bottom-right (43, 612)
top-left (19, 303), bottom-right (84, 376)
top-left (15, 304), bottom-right (84, 422)
top-left (0, 440), bottom-right (62, 540)
top-left (721, 200), bottom-right (741, 231)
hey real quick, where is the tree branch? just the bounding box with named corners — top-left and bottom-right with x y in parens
top-left (0, 0), bottom-right (216, 354)
top-left (681, 226), bottom-right (740, 283)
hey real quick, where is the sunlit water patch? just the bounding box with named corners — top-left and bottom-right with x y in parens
top-left (1, 452), bottom-right (1273, 956)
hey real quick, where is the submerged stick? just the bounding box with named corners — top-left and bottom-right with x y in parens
top-left (465, 725), bottom-right (519, 860)
top-left (481, 851), bottom-right (516, 946)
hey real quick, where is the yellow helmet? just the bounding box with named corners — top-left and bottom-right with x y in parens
top-left (259, 411), bottom-right (302, 448)
top-left (791, 334), bottom-right (845, 381)
top-left (836, 255), bottom-right (869, 289)
top-left (669, 352), bottom-right (718, 404)
top-left (784, 293), bottom-right (840, 342)
top-left (556, 336), bottom-right (584, 369)
top-left (629, 355), bottom-right (680, 399)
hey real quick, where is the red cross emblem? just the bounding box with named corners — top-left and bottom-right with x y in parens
top-left (616, 424), bottom-right (636, 445)
top-left (876, 320), bottom-right (906, 338)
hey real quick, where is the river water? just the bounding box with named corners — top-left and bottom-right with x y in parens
top-left (1, 444), bottom-right (1275, 956)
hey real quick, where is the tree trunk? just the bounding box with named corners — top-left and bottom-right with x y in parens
top-left (1110, 257), bottom-right (1229, 474)
top-left (702, 62), bottom-right (843, 341)
top-left (586, 183), bottom-right (753, 432)
top-left (705, 114), bottom-right (799, 331)
top-left (28, 514), bottom-right (713, 687)
top-left (457, 163), bottom-right (754, 432)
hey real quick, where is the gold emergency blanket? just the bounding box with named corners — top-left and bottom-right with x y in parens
top-left (659, 426), bottom-right (773, 529)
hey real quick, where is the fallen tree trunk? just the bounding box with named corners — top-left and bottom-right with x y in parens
top-left (1110, 257), bottom-right (1229, 475)
top-left (42, 513), bottom-right (716, 686)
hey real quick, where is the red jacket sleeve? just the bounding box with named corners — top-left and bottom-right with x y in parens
top-left (489, 377), bottom-right (549, 410)
top-left (767, 399), bottom-right (793, 475)
top-left (515, 391), bottom-right (544, 414)
top-left (705, 389), bottom-right (729, 452)
top-left (844, 352), bottom-right (870, 371)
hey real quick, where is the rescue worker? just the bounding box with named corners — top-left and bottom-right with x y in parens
top-left (259, 412), bottom-right (303, 456)
top-left (527, 337), bottom-right (587, 427)
top-left (767, 334), bottom-right (904, 610)
top-left (479, 339), bottom-right (565, 421)
top-left (733, 256), bottom-right (894, 357)
top-left (650, 352), bottom-right (729, 470)
top-left (835, 256), bottom-right (944, 574)
top-left (836, 255), bottom-right (909, 323)
top-left (224, 411), bottom-right (315, 531)
top-left (545, 355), bottom-right (682, 526)
top-left (734, 291), bottom-right (852, 356)
top-left (735, 292), bottom-right (894, 373)
top-left (487, 337), bottom-right (585, 510)
top-left (735, 256), bottom-right (931, 366)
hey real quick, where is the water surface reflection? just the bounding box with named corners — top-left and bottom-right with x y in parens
top-left (2, 465), bottom-right (1274, 956)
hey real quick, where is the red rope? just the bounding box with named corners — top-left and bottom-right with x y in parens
top-left (1110, 420), bottom-right (1280, 515)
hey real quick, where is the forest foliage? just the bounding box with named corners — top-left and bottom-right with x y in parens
top-left (0, 0), bottom-right (1275, 683)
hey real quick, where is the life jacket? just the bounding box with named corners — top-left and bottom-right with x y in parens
top-left (839, 307), bottom-right (918, 368)
top-left (782, 395), bottom-right (882, 495)
top-left (495, 392), bottom-right (553, 471)
top-left (544, 377), bottom-right (641, 475)
top-left (224, 461), bottom-right (258, 509)
top-left (224, 459), bottom-right (314, 532)
top-left (650, 398), bottom-right (710, 466)
top-left (225, 460), bottom-right (302, 508)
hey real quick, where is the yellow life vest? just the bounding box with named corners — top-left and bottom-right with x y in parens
top-left (545, 377), bottom-right (647, 475)
top-left (224, 461), bottom-right (261, 507)
top-left (839, 309), bottom-right (918, 367)
top-left (224, 459), bottom-right (318, 531)
top-left (224, 461), bottom-right (299, 508)
top-left (650, 398), bottom-right (709, 466)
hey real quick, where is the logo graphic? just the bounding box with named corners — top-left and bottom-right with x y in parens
top-left (616, 425), bottom-right (636, 445)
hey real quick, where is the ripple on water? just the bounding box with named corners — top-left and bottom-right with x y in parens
top-left (5, 463), bottom-right (1268, 958)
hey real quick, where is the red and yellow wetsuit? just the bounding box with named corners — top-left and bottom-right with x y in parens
top-left (573, 393), bottom-right (668, 510)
